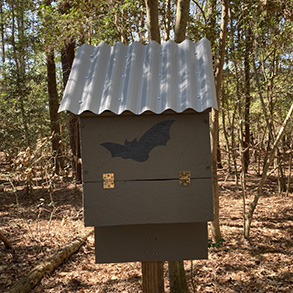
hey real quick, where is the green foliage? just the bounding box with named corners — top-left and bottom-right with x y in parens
top-left (0, 0), bottom-right (292, 179)
top-left (208, 238), bottom-right (225, 248)
top-left (0, 0), bottom-right (50, 155)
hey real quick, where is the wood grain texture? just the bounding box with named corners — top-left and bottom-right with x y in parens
top-left (83, 178), bottom-right (213, 226)
top-left (142, 261), bottom-right (164, 293)
top-left (80, 112), bottom-right (211, 182)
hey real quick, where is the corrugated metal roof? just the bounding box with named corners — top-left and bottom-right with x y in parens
top-left (58, 38), bottom-right (218, 115)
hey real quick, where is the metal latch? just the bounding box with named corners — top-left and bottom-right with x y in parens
top-left (103, 173), bottom-right (114, 189)
top-left (179, 171), bottom-right (191, 186)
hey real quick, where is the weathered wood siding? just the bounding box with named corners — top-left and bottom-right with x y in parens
top-left (80, 112), bottom-right (213, 227)
top-left (94, 222), bottom-right (207, 263)
top-left (80, 112), bottom-right (211, 182)
top-left (84, 179), bottom-right (212, 226)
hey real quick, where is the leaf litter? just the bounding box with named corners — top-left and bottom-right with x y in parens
top-left (0, 168), bottom-right (292, 292)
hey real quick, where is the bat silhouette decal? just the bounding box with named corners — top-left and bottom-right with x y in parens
top-left (101, 120), bottom-right (175, 162)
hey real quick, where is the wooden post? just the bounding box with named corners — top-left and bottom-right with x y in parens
top-left (142, 261), bottom-right (164, 293)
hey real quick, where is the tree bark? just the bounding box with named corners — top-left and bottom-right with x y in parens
top-left (6, 229), bottom-right (94, 293)
top-left (0, 0), bottom-right (5, 64)
top-left (46, 50), bottom-right (63, 174)
top-left (244, 103), bottom-right (293, 238)
top-left (210, 108), bottom-right (222, 243)
top-left (205, 0), bottom-right (222, 170)
top-left (68, 113), bottom-right (82, 183)
top-left (60, 30), bottom-right (81, 182)
top-left (11, 3), bottom-right (30, 147)
top-left (243, 26), bottom-right (252, 174)
top-left (168, 261), bottom-right (188, 293)
top-left (61, 39), bottom-right (75, 89)
top-left (144, 0), bottom-right (160, 43)
top-left (209, 0), bottom-right (229, 243)
top-left (285, 149), bottom-right (292, 197)
top-left (174, 0), bottom-right (190, 43)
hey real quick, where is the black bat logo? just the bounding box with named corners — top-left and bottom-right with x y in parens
top-left (101, 120), bottom-right (175, 162)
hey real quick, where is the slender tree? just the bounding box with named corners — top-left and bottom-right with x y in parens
top-left (0, 0), bottom-right (5, 64)
top-left (244, 103), bottom-right (293, 238)
top-left (59, 0), bottom-right (81, 183)
top-left (209, 0), bottom-right (229, 243)
top-left (46, 50), bottom-right (63, 174)
top-left (174, 0), bottom-right (190, 43)
top-left (243, 26), bottom-right (252, 173)
top-left (145, 0), bottom-right (161, 43)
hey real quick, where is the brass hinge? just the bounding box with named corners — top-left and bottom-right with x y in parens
top-left (103, 173), bottom-right (114, 189)
top-left (179, 171), bottom-right (191, 186)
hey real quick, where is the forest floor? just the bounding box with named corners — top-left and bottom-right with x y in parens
top-left (0, 161), bottom-right (292, 292)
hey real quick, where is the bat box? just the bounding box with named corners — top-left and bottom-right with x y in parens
top-left (80, 110), bottom-right (213, 227)
top-left (59, 38), bottom-right (218, 262)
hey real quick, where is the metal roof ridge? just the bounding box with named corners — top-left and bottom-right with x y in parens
top-left (79, 107), bottom-right (204, 116)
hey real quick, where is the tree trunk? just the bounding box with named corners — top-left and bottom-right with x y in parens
top-left (59, 1), bottom-right (81, 182)
top-left (209, 0), bottom-right (229, 243)
top-left (0, 0), bottom-right (5, 64)
top-left (244, 103), bottom-right (293, 238)
top-left (206, 0), bottom-right (222, 170)
top-left (174, 0), bottom-right (190, 43)
top-left (68, 114), bottom-right (82, 183)
top-left (60, 36), bottom-right (81, 182)
top-left (210, 108), bottom-right (222, 243)
top-left (6, 229), bottom-right (94, 293)
top-left (164, 0), bottom-right (171, 41)
top-left (168, 261), bottom-right (188, 293)
top-left (206, 0), bottom-right (217, 49)
top-left (243, 26), bottom-right (252, 174)
top-left (11, 4), bottom-right (30, 147)
top-left (144, 0), bottom-right (160, 43)
top-left (285, 149), bottom-right (292, 197)
top-left (46, 50), bottom-right (63, 174)
top-left (61, 39), bottom-right (75, 89)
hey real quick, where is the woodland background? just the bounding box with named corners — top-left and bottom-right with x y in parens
top-left (0, 0), bottom-right (292, 292)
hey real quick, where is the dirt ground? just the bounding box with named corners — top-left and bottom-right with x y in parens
top-left (0, 166), bottom-right (292, 292)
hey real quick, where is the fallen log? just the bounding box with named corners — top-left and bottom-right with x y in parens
top-left (5, 229), bottom-right (94, 293)
top-left (0, 230), bottom-right (12, 249)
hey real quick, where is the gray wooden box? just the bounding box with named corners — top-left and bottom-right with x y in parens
top-left (80, 111), bottom-right (213, 227)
